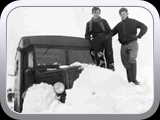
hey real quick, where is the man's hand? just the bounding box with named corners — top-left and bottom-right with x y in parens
top-left (131, 35), bottom-right (140, 39)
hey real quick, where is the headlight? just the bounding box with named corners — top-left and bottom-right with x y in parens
top-left (54, 82), bottom-right (65, 94)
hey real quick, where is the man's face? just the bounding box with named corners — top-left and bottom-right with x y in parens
top-left (92, 10), bottom-right (100, 19)
top-left (120, 11), bottom-right (128, 20)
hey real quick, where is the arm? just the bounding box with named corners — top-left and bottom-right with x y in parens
top-left (85, 22), bottom-right (91, 40)
top-left (103, 20), bottom-right (112, 36)
top-left (112, 24), bottom-right (118, 37)
top-left (136, 20), bottom-right (148, 38)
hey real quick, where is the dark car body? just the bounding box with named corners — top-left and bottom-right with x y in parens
top-left (13, 35), bottom-right (92, 113)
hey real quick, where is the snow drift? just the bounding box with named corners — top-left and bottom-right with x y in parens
top-left (22, 63), bottom-right (153, 114)
top-left (22, 83), bottom-right (57, 113)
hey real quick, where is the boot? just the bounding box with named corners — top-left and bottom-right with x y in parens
top-left (130, 63), bottom-right (140, 85)
top-left (96, 52), bottom-right (106, 67)
top-left (126, 67), bottom-right (132, 83)
top-left (90, 51), bottom-right (99, 66)
top-left (107, 63), bottom-right (115, 71)
top-left (99, 60), bottom-right (106, 68)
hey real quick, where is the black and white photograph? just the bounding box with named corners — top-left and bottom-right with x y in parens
top-left (7, 7), bottom-right (153, 114)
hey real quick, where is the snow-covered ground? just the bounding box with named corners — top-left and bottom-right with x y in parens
top-left (19, 63), bottom-right (153, 114)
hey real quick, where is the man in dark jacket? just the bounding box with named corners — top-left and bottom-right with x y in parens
top-left (112, 8), bottom-right (148, 85)
top-left (85, 7), bottom-right (115, 71)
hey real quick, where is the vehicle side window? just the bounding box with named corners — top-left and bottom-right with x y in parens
top-left (14, 60), bottom-right (19, 76)
top-left (69, 49), bottom-right (92, 64)
top-left (28, 51), bottom-right (33, 68)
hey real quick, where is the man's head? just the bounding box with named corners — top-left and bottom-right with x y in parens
top-left (119, 8), bottom-right (128, 20)
top-left (92, 7), bottom-right (101, 19)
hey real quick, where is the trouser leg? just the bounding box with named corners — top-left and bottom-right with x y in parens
top-left (121, 44), bottom-right (130, 68)
top-left (102, 35), bottom-right (115, 71)
top-left (91, 35), bottom-right (105, 67)
top-left (121, 45), bottom-right (133, 82)
top-left (128, 41), bottom-right (140, 85)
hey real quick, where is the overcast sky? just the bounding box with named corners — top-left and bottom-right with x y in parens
top-left (7, 7), bottom-right (153, 74)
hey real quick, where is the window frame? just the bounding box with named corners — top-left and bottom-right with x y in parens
top-left (34, 45), bottom-right (66, 66)
top-left (33, 44), bottom-right (92, 66)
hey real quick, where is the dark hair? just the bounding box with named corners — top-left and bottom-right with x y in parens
top-left (92, 7), bottom-right (101, 13)
top-left (119, 8), bottom-right (128, 14)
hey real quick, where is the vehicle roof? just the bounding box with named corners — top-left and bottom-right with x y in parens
top-left (18, 35), bottom-right (91, 48)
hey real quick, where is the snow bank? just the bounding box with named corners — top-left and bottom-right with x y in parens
top-left (64, 64), bottom-right (153, 114)
top-left (22, 83), bottom-right (58, 113)
top-left (22, 63), bottom-right (153, 114)
top-left (65, 64), bottom-right (115, 106)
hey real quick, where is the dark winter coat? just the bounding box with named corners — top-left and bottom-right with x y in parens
top-left (112, 17), bottom-right (148, 45)
top-left (85, 18), bottom-right (112, 40)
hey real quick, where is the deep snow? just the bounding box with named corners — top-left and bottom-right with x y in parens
top-left (20, 63), bottom-right (153, 114)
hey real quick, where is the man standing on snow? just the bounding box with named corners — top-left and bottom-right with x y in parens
top-left (85, 7), bottom-right (115, 71)
top-left (112, 8), bottom-right (147, 85)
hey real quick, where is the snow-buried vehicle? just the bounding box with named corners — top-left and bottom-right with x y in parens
top-left (13, 35), bottom-right (92, 113)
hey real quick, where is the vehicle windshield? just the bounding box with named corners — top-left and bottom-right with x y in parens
top-left (35, 47), bottom-right (66, 66)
